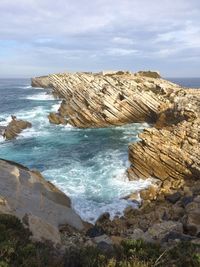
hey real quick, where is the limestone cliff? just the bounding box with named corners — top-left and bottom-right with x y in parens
top-left (32, 71), bottom-right (180, 127)
top-left (32, 71), bottom-right (200, 198)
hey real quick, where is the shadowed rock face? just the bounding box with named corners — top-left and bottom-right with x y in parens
top-left (0, 159), bottom-right (84, 244)
top-left (2, 116), bottom-right (32, 140)
top-left (32, 71), bottom-right (200, 198)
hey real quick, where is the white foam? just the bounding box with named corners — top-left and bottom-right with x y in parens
top-left (0, 136), bottom-right (4, 143)
top-left (51, 101), bottom-right (62, 112)
top-left (43, 156), bottom-right (151, 224)
top-left (24, 92), bottom-right (55, 101)
top-left (0, 116), bottom-right (12, 126)
top-left (17, 127), bottom-right (49, 139)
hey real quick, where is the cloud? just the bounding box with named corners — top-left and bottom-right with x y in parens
top-left (112, 37), bottom-right (134, 45)
top-left (0, 0), bottom-right (199, 77)
top-left (106, 48), bottom-right (138, 56)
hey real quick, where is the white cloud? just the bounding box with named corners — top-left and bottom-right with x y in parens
top-left (0, 0), bottom-right (200, 77)
top-left (112, 37), bottom-right (134, 45)
top-left (106, 48), bottom-right (138, 56)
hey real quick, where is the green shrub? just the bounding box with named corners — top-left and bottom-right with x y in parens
top-left (0, 214), bottom-right (199, 267)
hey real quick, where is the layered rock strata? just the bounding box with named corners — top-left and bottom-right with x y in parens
top-left (1, 116), bottom-right (32, 140)
top-left (32, 71), bottom-right (180, 127)
top-left (0, 159), bottom-right (84, 244)
top-left (128, 88), bottom-right (200, 196)
top-left (32, 70), bottom-right (200, 219)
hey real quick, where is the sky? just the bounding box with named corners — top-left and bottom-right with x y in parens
top-left (0, 0), bottom-right (200, 78)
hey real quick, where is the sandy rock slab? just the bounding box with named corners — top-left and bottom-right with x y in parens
top-left (0, 159), bottom-right (84, 244)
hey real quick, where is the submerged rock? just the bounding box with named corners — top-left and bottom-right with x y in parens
top-left (2, 116), bottom-right (32, 140)
top-left (0, 159), bottom-right (84, 244)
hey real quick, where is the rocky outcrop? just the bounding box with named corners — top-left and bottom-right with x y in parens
top-left (136, 70), bottom-right (161, 79)
top-left (128, 89), bottom-right (200, 197)
top-left (0, 159), bottom-right (84, 244)
top-left (31, 75), bottom-right (52, 88)
top-left (32, 71), bottom-right (181, 127)
top-left (2, 116), bottom-right (32, 140)
top-left (32, 72), bottom-right (200, 192)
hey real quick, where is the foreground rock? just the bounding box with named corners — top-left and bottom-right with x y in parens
top-left (0, 159), bottom-right (84, 244)
top-left (2, 116), bottom-right (32, 140)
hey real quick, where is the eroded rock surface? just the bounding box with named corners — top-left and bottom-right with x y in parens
top-left (31, 75), bottom-right (51, 88)
top-left (2, 116), bottom-right (32, 140)
top-left (0, 159), bottom-right (84, 244)
top-left (128, 89), bottom-right (200, 196)
top-left (32, 71), bottom-right (181, 127)
top-left (31, 70), bottom-right (200, 245)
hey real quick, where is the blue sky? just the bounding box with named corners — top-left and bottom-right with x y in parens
top-left (0, 0), bottom-right (200, 78)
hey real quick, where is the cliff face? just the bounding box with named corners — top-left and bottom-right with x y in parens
top-left (32, 71), bottom-right (180, 127)
top-left (31, 75), bottom-right (52, 88)
top-left (128, 89), bottom-right (200, 196)
top-left (0, 159), bottom-right (84, 244)
top-left (32, 71), bottom-right (200, 197)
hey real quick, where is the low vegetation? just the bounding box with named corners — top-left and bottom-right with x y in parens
top-left (0, 214), bottom-right (199, 267)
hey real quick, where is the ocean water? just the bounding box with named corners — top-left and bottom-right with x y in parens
top-left (0, 77), bottom-right (199, 223)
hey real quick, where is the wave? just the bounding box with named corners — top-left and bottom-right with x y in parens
top-left (24, 92), bottom-right (55, 101)
top-left (51, 102), bottom-right (61, 112)
top-left (17, 127), bottom-right (49, 139)
top-left (43, 155), bottom-right (151, 223)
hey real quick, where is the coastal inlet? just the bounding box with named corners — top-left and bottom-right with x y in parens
top-left (0, 79), bottom-right (150, 223)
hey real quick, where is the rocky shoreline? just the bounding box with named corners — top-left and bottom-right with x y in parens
top-left (30, 71), bottom-right (200, 245)
top-left (0, 71), bottom-right (199, 265)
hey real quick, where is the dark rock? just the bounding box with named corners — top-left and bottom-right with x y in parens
top-left (86, 226), bottom-right (105, 238)
top-left (96, 241), bottom-right (113, 254)
top-left (96, 212), bottom-right (110, 223)
top-left (181, 196), bottom-right (194, 207)
top-left (165, 192), bottom-right (181, 204)
top-left (162, 231), bottom-right (195, 242)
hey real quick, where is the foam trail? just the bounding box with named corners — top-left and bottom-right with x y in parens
top-left (24, 92), bottom-right (55, 101)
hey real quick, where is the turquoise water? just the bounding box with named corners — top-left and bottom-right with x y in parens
top-left (0, 78), bottom-right (199, 222)
top-left (0, 79), bottom-right (151, 222)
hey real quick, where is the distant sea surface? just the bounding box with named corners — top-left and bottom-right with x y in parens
top-left (0, 77), bottom-right (199, 222)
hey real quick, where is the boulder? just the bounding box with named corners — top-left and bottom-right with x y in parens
top-left (146, 221), bottom-right (183, 242)
top-left (0, 159), bottom-right (84, 244)
top-left (2, 116), bottom-right (32, 140)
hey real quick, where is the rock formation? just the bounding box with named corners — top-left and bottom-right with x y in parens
top-left (32, 71), bottom-right (200, 196)
top-left (2, 116), bottom-right (32, 140)
top-left (31, 75), bottom-right (52, 88)
top-left (32, 71), bottom-right (180, 127)
top-left (128, 88), bottom-right (200, 197)
top-left (0, 159), bottom-right (84, 244)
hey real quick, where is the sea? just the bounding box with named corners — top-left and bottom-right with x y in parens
top-left (0, 77), bottom-right (199, 223)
